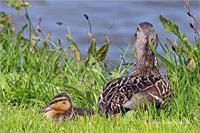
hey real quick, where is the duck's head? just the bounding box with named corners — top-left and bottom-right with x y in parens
top-left (133, 22), bottom-right (159, 70)
top-left (39, 93), bottom-right (72, 115)
top-left (134, 22), bottom-right (158, 51)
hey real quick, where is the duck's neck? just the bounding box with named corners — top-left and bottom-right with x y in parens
top-left (129, 47), bottom-right (160, 77)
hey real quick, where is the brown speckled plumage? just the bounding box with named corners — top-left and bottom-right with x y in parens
top-left (98, 22), bottom-right (173, 117)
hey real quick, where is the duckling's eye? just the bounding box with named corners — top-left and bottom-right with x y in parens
top-left (137, 27), bottom-right (140, 31)
top-left (62, 102), bottom-right (66, 104)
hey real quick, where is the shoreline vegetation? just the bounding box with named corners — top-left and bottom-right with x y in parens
top-left (0, 0), bottom-right (199, 132)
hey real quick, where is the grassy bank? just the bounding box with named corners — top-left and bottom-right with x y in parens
top-left (0, 1), bottom-right (200, 132)
top-left (0, 104), bottom-right (199, 132)
top-left (1, 23), bottom-right (199, 132)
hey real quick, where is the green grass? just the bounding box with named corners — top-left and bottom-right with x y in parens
top-left (0, 104), bottom-right (199, 132)
top-left (0, 27), bottom-right (199, 132)
top-left (1, 4), bottom-right (200, 132)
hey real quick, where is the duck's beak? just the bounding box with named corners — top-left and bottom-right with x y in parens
top-left (39, 104), bottom-right (53, 113)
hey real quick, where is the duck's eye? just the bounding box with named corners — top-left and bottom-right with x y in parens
top-left (134, 33), bottom-right (137, 42)
top-left (62, 102), bottom-right (66, 104)
top-left (137, 27), bottom-right (140, 31)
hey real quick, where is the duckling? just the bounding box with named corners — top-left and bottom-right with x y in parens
top-left (39, 93), bottom-right (94, 121)
top-left (98, 22), bottom-right (173, 117)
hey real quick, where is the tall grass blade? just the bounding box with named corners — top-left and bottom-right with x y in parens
top-left (149, 39), bottom-right (175, 71)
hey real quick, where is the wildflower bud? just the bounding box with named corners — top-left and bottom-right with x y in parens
top-left (30, 47), bottom-right (33, 52)
top-left (190, 23), bottom-right (194, 29)
top-left (183, 37), bottom-right (187, 41)
top-left (120, 56), bottom-right (124, 60)
top-left (56, 22), bottom-right (63, 25)
top-left (39, 17), bottom-right (42, 22)
top-left (104, 63), bottom-right (107, 68)
top-left (58, 39), bottom-right (62, 47)
top-left (25, 13), bottom-right (29, 19)
top-left (32, 37), bottom-right (40, 41)
top-left (84, 14), bottom-right (89, 20)
top-left (187, 12), bottom-right (191, 17)
top-left (47, 49), bottom-right (55, 53)
top-left (187, 12), bottom-right (194, 18)
top-left (172, 46), bottom-right (176, 52)
top-left (57, 39), bottom-right (61, 44)
top-left (38, 28), bottom-right (41, 32)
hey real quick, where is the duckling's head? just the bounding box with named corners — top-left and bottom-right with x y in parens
top-left (39, 93), bottom-right (72, 115)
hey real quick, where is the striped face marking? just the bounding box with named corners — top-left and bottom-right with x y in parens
top-left (50, 97), bottom-right (67, 105)
top-left (50, 96), bottom-right (71, 113)
top-left (40, 94), bottom-right (72, 114)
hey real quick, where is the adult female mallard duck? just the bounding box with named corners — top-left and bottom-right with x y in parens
top-left (39, 93), bottom-right (94, 121)
top-left (98, 22), bottom-right (173, 117)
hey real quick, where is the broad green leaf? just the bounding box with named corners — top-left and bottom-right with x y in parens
top-left (84, 32), bottom-right (97, 66)
top-left (159, 15), bottom-right (193, 51)
top-left (187, 58), bottom-right (196, 71)
top-left (159, 15), bottom-right (182, 37)
top-left (7, 0), bottom-right (32, 15)
top-left (88, 32), bottom-right (97, 55)
top-left (96, 35), bottom-right (110, 62)
top-left (65, 34), bottom-right (81, 67)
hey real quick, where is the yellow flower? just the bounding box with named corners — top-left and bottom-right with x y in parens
top-left (183, 37), bottom-right (187, 41)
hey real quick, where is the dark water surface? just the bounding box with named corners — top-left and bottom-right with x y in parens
top-left (1, 1), bottom-right (199, 74)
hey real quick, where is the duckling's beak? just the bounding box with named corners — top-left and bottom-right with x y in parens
top-left (39, 104), bottom-right (53, 113)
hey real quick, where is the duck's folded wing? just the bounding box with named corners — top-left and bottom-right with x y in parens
top-left (98, 75), bottom-right (173, 116)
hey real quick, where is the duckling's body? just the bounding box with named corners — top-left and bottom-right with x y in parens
top-left (40, 93), bottom-right (94, 121)
top-left (98, 22), bottom-right (173, 117)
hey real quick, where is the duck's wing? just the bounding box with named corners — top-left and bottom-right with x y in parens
top-left (73, 107), bottom-right (94, 116)
top-left (98, 75), bottom-right (173, 117)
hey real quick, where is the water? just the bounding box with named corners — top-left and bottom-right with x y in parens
top-left (1, 1), bottom-right (199, 74)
